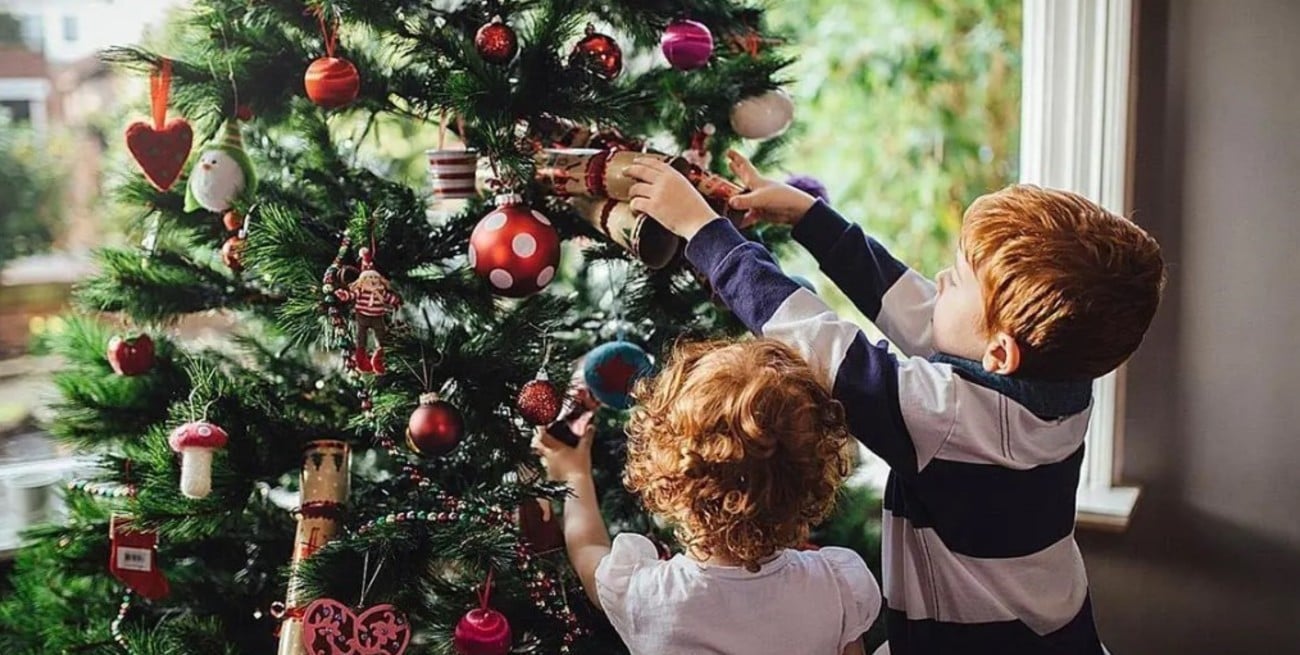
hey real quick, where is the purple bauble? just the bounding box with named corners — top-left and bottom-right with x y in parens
top-left (661, 19), bottom-right (714, 71)
top-left (785, 174), bottom-right (831, 205)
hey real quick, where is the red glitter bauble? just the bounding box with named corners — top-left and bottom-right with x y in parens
top-left (453, 608), bottom-right (511, 655)
top-left (516, 376), bottom-right (562, 425)
top-left (569, 25), bottom-right (622, 80)
top-left (475, 15), bottom-right (518, 65)
top-left (406, 393), bottom-right (464, 457)
top-left (304, 56), bottom-right (360, 109)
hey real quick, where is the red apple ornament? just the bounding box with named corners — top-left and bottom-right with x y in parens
top-left (107, 334), bottom-right (155, 376)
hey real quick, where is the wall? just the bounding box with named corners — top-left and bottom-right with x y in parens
top-left (1077, 0), bottom-right (1300, 652)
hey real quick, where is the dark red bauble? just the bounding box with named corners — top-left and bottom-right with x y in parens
top-left (304, 56), bottom-right (360, 109)
top-left (221, 210), bottom-right (243, 232)
top-left (468, 195), bottom-right (561, 298)
top-left (406, 393), bottom-right (464, 457)
top-left (107, 334), bottom-right (155, 376)
top-left (516, 375), bottom-right (562, 425)
top-left (570, 25), bottom-right (622, 80)
top-left (221, 235), bottom-right (245, 272)
top-left (475, 15), bottom-right (518, 65)
top-left (453, 608), bottom-right (512, 655)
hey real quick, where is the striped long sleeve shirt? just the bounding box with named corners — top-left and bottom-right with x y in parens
top-left (685, 203), bottom-right (1105, 655)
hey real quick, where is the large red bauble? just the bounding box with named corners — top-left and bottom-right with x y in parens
top-left (125, 118), bottom-right (193, 191)
top-left (468, 197), bottom-right (561, 298)
top-left (406, 393), bottom-right (464, 457)
top-left (516, 376), bottom-right (562, 425)
top-left (453, 608), bottom-right (511, 655)
top-left (475, 15), bottom-right (518, 65)
top-left (570, 27), bottom-right (622, 80)
top-left (107, 334), bottom-right (155, 376)
top-left (304, 56), bottom-right (360, 109)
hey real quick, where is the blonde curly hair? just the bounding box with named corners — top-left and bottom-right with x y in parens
top-left (625, 338), bottom-right (854, 572)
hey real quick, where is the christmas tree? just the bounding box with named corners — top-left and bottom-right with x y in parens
top-left (0, 1), bottom-right (813, 653)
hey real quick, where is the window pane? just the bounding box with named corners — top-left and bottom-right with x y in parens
top-left (62, 15), bottom-right (77, 43)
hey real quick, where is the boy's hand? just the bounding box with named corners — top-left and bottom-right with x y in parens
top-left (726, 149), bottom-right (817, 228)
top-left (532, 412), bottom-right (596, 483)
top-left (625, 157), bottom-right (718, 239)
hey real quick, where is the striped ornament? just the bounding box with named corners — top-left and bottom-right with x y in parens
top-left (426, 149), bottom-right (480, 200)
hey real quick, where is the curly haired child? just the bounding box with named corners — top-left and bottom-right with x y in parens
top-left (533, 338), bottom-right (881, 655)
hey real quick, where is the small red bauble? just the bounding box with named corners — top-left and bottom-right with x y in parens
top-left (475, 15), bottom-right (518, 65)
top-left (406, 392), bottom-right (464, 457)
top-left (570, 24), bottom-right (622, 80)
top-left (468, 194), bottom-right (561, 298)
top-left (453, 608), bottom-right (511, 655)
top-left (221, 235), bottom-right (245, 272)
top-left (516, 374), bottom-right (562, 425)
top-left (221, 210), bottom-right (243, 232)
top-left (661, 19), bottom-right (714, 71)
top-left (304, 56), bottom-right (360, 109)
top-left (107, 334), bottom-right (155, 376)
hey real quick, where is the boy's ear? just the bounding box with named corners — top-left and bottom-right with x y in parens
top-left (981, 332), bottom-right (1021, 375)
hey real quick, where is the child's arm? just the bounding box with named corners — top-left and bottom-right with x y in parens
top-left (626, 159), bottom-right (953, 475)
top-left (727, 150), bottom-right (937, 358)
top-left (532, 421), bottom-right (610, 607)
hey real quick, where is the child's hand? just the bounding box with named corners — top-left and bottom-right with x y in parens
top-left (725, 150), bottom-right (818, 228)
top-left (532, 412), bottom-right (596, 483)
top-left (625, 157), bottom-right (719, 239)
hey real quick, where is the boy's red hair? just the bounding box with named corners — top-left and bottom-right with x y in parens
top-left (961, 184), bottom-right (1166, 379)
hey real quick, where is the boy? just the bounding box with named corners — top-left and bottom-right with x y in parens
top-left (623, 151), bottom-right (1164, 654)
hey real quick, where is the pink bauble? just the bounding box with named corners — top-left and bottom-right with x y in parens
top-left (468, 195), bottom-right (561, 298)
top-left (661, 19), bottom-right (713, 70)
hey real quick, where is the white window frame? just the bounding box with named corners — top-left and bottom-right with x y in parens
top-left (1020, 0), bottom-right (1140, 529)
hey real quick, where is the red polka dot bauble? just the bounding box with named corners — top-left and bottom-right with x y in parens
top-left (453, 608), bottom-right (511, 655)
top-left (468, 194), bottom-right (561, 298)
top-left (304, 56), bottom-right (360, 109)
top-left (661, 19), bottom-right (713, 70)
top-left (475, 15), bottom-right (518, 65)
top-left (406, 393), bottom-right (464, 458)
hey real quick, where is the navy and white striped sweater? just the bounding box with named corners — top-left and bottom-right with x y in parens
top-left (685, 202), bottom-right (1105, 655)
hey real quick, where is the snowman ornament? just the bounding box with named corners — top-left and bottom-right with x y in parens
top-left (185, 120), bottom-right (257, 213)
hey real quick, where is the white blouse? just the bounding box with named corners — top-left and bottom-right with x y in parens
top-left (595, 533), bottom-right (881, 655)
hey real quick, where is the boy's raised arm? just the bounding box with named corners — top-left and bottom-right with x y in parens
top-left (792, 201), bottom-right (938, 358)
top-left (685, 217), bottom-right (952, 477)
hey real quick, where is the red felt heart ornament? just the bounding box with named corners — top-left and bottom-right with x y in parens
top-left (301, 599), bottom-right (411, 655)
top-left (126, 119), bottom-right (192, 191)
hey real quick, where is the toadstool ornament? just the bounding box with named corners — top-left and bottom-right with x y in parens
top-left (168, 421), bottom-right (228, 499)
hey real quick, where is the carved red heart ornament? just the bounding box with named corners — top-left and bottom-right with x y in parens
top-left (125, 118), bottom-right (193, 191)
top-left (301, 599), bottom-right (411, 655)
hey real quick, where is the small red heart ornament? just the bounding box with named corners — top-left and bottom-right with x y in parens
top-left (107, 334), bottom-right (155, 376)
top-left (125, 118), bottom-right (193, 191)
top-left (301, 599), bottom-right (411, 655)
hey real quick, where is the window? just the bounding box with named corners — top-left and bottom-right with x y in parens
top-left (18, 14), bottom-right (42, 52)
top-left (1020, 0), bottom-right (1139, 529)
top-left (0, 100), bottom-right (32, 122)
top-left (62, 15), bottom-right (78, 43)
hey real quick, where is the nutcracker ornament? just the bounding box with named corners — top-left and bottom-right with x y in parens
top-left (333, 248), bottom-right (401, 375)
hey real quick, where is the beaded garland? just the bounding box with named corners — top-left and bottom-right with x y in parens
top-left (353, 491), bottom-right (587, 651)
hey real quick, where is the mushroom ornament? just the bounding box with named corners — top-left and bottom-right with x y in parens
top-left (168, 421), bottom-right (229, 499)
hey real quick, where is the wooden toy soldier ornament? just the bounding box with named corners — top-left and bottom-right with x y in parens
top-left (333, 247), bottom-right (401, 374)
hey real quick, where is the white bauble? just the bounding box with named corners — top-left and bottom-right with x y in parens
top-left (187, 149), bottom-right (247, 213)
top-left (729, 89), bottom-right (795, 140)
